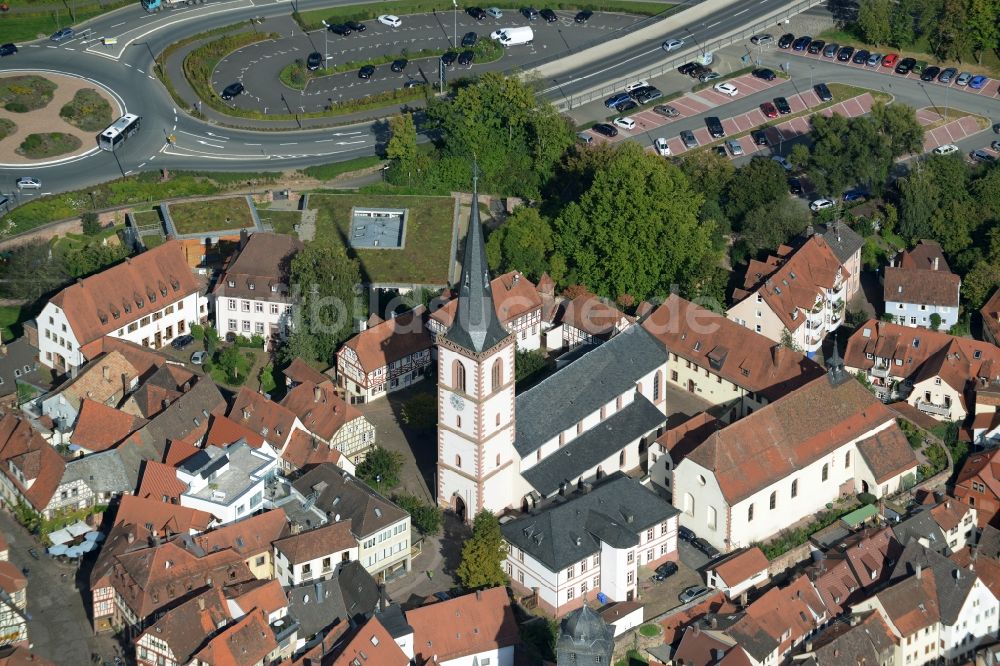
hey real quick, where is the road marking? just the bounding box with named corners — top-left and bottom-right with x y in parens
top-left (706, 21), bottom-right (720, 28)
top-left (196, 140), bottom-right (225, 148)
top-left (111, 22), bottom-right (126, 28)
top-left (734, 7), bottom-right (748, 15)
top-left (149, 155), bottom-right (156, 161)
top-left (137, 69), bottom-right (145, 74)
top-left (124, 62), bottom-right (133, 67)
top-left (315, 138), bottom-right (335, 142)
top-left (279, 142), bottom-right (298, 145)
top-left (138, 162), bottom-right (147, 168)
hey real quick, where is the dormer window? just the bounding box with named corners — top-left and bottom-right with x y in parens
top-left (271, 285), bottom-right (278, 292)
top-left (228, 280), bottom-right (235, 288)
top-left (248, 282), bottom-right (255, 290)
top-left (913, 338), bottom-right (920, 349)
top-left (975, 350), bottom-right (982, 359)
top-left (741, 368), bottom-right (750, 377)
top-left (791, 311), bottom-right (798, 320)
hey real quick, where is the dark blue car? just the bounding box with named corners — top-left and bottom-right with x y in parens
top-left (605, 93), bottom-right (630, 109)
top-left (843, 188), bottom-right (869, 202)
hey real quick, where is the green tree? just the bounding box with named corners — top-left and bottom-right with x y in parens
top-left (401, 393), bottom-right (437, 430)
top-left (393, 493), bottom-right (443, 535)
top-left (789, 143), bottom-right (812, 173)
top-left (929, 312), bottom-right (942, 331)
top-left (485, 207), bottom-right (554, 279)
top-left (871, 102), bottom-right (925, 157)
top-left (932, 0), bottom-right (970, 60)
top-left (259, 365), bottom-right (277, 394)
top-left (60, 242), bottom-right (128, 278)
top-left (858, 0), bottom-right (893, 44)
top-left (0, 242), bottom-right (68, 302)
top-left (456, 510), bottom-right (508, 590)
top-left (356, 447), bottom-right (404, 493)
top-left (889, 0), bottom-right (916, 45)
top-left (553, 142), bottom-right (717, 301)
top-left (386, 113), bottom-right (420, 186)
top-left (216, 345), bottom-right (250, 382)
top-left (283, 239), bottom-right (361, 365)
top-left (965, 0), bottom-right (999, 63)
top-left (81, 211), bottom-right (101, 235)
top-left (725, 157), bottom-right (789, 224)
top-left (738, 198), bottom-right (809, 258)
top-left (515, 349), bottom-right (547, 383)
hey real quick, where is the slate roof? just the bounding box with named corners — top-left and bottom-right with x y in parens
top-left (883, 266), bottom-right (960, 307)
top-left (557, 606), bottom-right (614, 658)
top-left (273, 520), bottom-right (355, 564)
top-left (855, 424), bottom-right (919, 483)
top-left (286, 560), bottom-right (379, 638)
top-left (123, 376), bottom-right (226, 459)
top-left (513, 324), bottom-right (667, 457)
top-left (685, 374), bottom-right (893, 504)
top-left (291, 464), bottom-right (408, 538)
top-left (59, 449), bottom-right (134, 497)
top-left (818, 222), bottom-right (864, 265)
top-left (520, 396), bottom-right (664, 495)
top-left (444, 182), bottom-right (509, 354)
top-left (0, 337), bottom-right (44, 399)
top-left (892, 510), bottom-right (950, 556)
top-left (501, 472), bottom-right (678, 572)
top-left (889, 540), bottom-right (975, 626)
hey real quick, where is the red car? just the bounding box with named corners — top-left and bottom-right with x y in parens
top-left (881, 53), bottom-right (899, 68)
top-left (760, 102), bottom-right (779, 119)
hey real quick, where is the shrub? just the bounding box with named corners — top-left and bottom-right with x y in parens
top-left (190, 324), bottom-right (205, 341)
top-left (393, 493), bottom-right (443, 535)
top-left (81, 212), bottom-right (101, 235)
top-left (857, 492), bottom-right (877, 505)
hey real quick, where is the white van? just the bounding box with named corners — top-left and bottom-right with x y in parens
top-left (498, 26), bottom-right (533, 46)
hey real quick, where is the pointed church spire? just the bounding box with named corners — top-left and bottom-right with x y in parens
top-left (827, 341), bottom-right (847, 386)
top-left (444, 165), bottom-right (509, 354)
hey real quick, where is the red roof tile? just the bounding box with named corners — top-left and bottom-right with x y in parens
top-left (339, 306), bottom-right (433, 376)
top-left (0, 414), bottom-right (64, 510)
top-left (229, 388), bottom-right (298, 446)
top-left (71, 398), bottom-right (146, 452)
top-left (981, 289), bottom-right (1000, 345)
top-left (280, 429), bottom-right (344, 471)
top-left (0, 560), bottom-right (26, 596)
top-left (273, 520), bottom-right (355, 564)
top-left (280, 381), bottom-right (363, 443)
top-left (283, 358), bottom-right (330, 387)
top-left (137, 460), bottom-right (188, 503)
top-left (192, 607), bottom-right (277, 666)
top-left (193, 509), bottom-right (288, 558)
top-left (855, 425), bottom-right (919, 483)
top-left (331, 615), bottom-right (409, 666)
top-left (898, 240), bottom-right (950, 272)
top-left (710, 547), bottom-right (769, 588)
top-left (430, 271), bottom-right (543, 330)
top-left (560, 291), bottom-right (634, 337)
top-left (0, 646), bottom-right (55, 665)
top-left (405, 587), bottom-right (519, 664)
top-left (204, 414), bottom-right (266, 450)
top-left (883, 266), bottom-right (960, 308)
top-left (113, 494), bottom-right (213, 536)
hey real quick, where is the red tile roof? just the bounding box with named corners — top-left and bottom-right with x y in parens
top-left (0, 414), bottom-right (64, 510)
top-left (405, 587), bottom-right (519, 664)
top-left (883, 266), bottom-right (960, 307)
top-left (981, 289), bottom-right (1000, 345)
top-left (192, 607), bottom-right (277, 666)
top-left (339, 306), bottom-right (433, 376)
top-left (655, 412), bottom-right (720, 466)
top-left (204, 414), bottom-right (266, 450)
top-left (212, 232), bottom-right (302, 303)
top-left (330, 615), bottom-right (409, 666)
top-left (113, 494), bottom-right (213, 536)
top-left (0, 646), bottom-right (54, 665)
top-left (686, 375), bottom-right (893, 504)
top-left (280, 381), bottom-right (363, 443)
top-left (163, 438), bottom-right (201, 467)
top-left (643, 294), bottom-right (824, 399)
top-left (876, 567), bottom-right (940, 635)
top-left (710, 547), bottom-right (769, 588)
top-left (229, 388), bottom-right (298, 446)
top-left (71, 398), bottom-right (146, 453)
top-left (0, 560), bottom-right (26, 596)
top-left (560, 291), bottom-right (634, 337)
top-left (280, 429), bottom-right (344, 471)
top-left (855, 425), bottom-right (919, 483)
top-left (193, 509), bottom-right (288, 559)
top-left (955, 448), bottom-right (1000, 502)
top-left (657, 592), bottom-right (735, 645)
top-left (273, 520), bottom-right (355, 564)
top-left (229, 578), bottom-right (287, 616)
top-left (430, 271), bottom-right (542, 329)
top-left (283, 358), bottom-right (330, 387)
top-left (51, 241), bottom-right (200, 350)
top-left (898, 240), bottom-right (950, 272)
top-left (137, 460), bottom-right (188, 503)
top-left (79, 335), bottom-right (169, 374)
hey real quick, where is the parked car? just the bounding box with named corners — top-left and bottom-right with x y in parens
top-left (50, 27), bottom-right (75, 42)
top-left (852, 49), bottom-right (869, 64)
top-left (403, 79), bottom-right (424, 88)
top-left (15, 177), bottom-right (41, 190)
top-left (632, 87), bottom-right (662, 104)
top-left (971, 149), bottom-right (996, 163)
top-left (0, 43), bottom-right (17, 57)
top-left (750, 33), bottom-right (773, 45)
top-left (866, 52), bottom-right (881, 67)
top-left (705, 116), bottom-right (725, 138)
top-left (760, 101), bottom-right (778, 118)
top-left (377, 14), bottom-right (402, 27)
top-left (171, 334), bottom-right (195, 350)
top-left (679, 586), bottom-right (710, 603)
top-left (992, 140), bottom-right (1000, 151)
top-left (592, 123), bottom-right (618, 137)
top-left (677, 62), bottom-right (698, 75)
top-left (220, 82), bottom-right (244, 100)
top-left (751, 129), bottom-right (769, 145)
top-left (895, 57), bottom-right (916, 74)
top-left (822, 43), bottom-right (838, 58)
top-left (662, 38), bottom-right (684, 52)
top-left (788, 176), bottom-right (803, 195)
top-left (652, 562), bottom-right (679, 581)
top-left (458, 50), bottom-right (475, 65)
top-left (614, 99), bottom-right (638, 112)
top-left (994, 123), bottom-right (1000, 134)
top-left (486, 7), bottom-right (503, 17)
top-left (921, 66), bottom-right (941, 81)
top-left (613, 116), bottom-right (636, 131)
top-left (843, 188), bottom-right (869, 202)
top-left (467, 6), bottom-right (487, 19)
top-left (837, 45), bottom-right (854, 61)
top-left (654, 104), bottom-right (680, 118)
top-left (814, 82), bottom-right (833, 101)
top-left (970, 75), bottom-right (989, 90)
top-left (345, 20), bottom-right (366, 32)
top-left (680, 130), bottom-right (698, 149)
top-left (688, 64), bottom-right (707, 78)
top-left (752, 68), bottom-right (776, 81)
top-left (521, 7), bottom-right (539, 19)
top-left (956, 71), bottom-right (973, 86)
top-left (540, 8), bottom-right (557, 21)
top-left (806, 39), bottom-right (824, 55)
top-left (624, 80), bottom-right (649, 92)
top-left (932, 144), bottom-right (959, 155)
top-left (774, 96), bottom-right (791, 114)
top-left (391, 58), bottom-right (408, 72)
top-left (574, 9), bottom-right (592, 22)
top-left (654, 137), bottom-right (671, 156)
top-left (881, 53), bottom-right (899, 68)
top-left (190, 351), bottom-right (208, 365)
top-left (605, 92), bottom-right (631, 108)
top-left (771, 155), bottom-right (792, 171)
top-left (913, 60), bottom-right (928, 74)
top-left (692, 538), bottom-right (720, 559)
top-left (726, 139), bottom-right (744, 156)
top-left (678, 526), bottom-right (696, 541)
top-left (441, 51), bottom-right (458, 66)
top-left (792, 35), bottom-right (811, 51)
top-left (358, 64), bottom-right (376, 79)
top-left (27, 548), bottom-right (39, 560)
top-left (938, 67), bottom-right (957, 83)
top-left (810, 197), bottom-right (835, 211)
top-left (306, 51), bottom-right (324, 70)
top-left (777, 33), bottom-right (795, 49)
top-left (698, 71), bottom-right (720, 83)
top-left (327, 22), bottom-right (351, 35)
top-left (714, 82), bottom-right (739, 96)
top-left (462, 31), bottom-right (478, 46)
top-left (577, 132), bottom-right (593, 145)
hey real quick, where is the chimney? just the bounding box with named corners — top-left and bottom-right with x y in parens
top-left (314, 386), bottom-right (322, 403)
top-left (953, 568), bottom-right (961, 581)
top-left (378, 584), bottom-right (388, 612)
top-left (850, 615), bottom-right (860, 627)
top-left (709, 616), bottom-right (718, 629)
top-left (714, 649), bottom-right (725, 660)
top-left (198, 597), bottom-right (205, 610)
top-left (772, 344), bottom-right (785, 367)
top-left (102, 365), bottom-right (110, 381)
top-left (127, 532), bottom-right (135, 544)
top-left (476, 589), bottom-right (482, 601)
top-left (242, 408), bottom-right (251, 420)
top-left (915, 563), bottom-right (923, 578)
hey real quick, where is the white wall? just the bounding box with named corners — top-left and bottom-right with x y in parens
top-left (940, 576), bottom-right (999, 662)
top-left (215, 295), bottom-right (292, 341)
top-left (440, 644), bottom-right (514, 666)
top-left (358, 517), bottom-right (411, 578)
top-left (273, 543), bottom-right (358, 587)
top-left (38, 302), bottom-right (85, 370)
top-left (599, 542), bottom-right (633, 602)
top-left (674, 459), bottom-right (729, 551)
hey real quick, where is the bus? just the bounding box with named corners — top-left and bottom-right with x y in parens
top-left (98, 113), bottom-right (141, 151)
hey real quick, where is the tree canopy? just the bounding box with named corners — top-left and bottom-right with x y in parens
top-left (485, 206), bottom-right (555, 280)
top-left (456, 510), bottom-right (508, 590)
top-left (356, 447), bottom-right (405, 493)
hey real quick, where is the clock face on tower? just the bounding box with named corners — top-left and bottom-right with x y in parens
top-left (450, 394), bottom-right (466, 411)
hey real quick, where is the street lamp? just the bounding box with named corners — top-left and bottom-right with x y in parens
top-left (453, 0), bottom-right (458, 49)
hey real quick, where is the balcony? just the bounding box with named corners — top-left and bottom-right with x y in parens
top-left (916, 400), bottom-right (951, 418)
top-left (806, 320), bottom-right (824, 331)
top-left (871, 365), bottom-right (891, 379)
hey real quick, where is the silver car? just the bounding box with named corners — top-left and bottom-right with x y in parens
top-left (15, 177), bottom-right (41, 190)
top-left (956, 71), bottom-right (973, 86)
top-left (486, 6), bottom-right (502, 17)
top-left (679, 585), bottom-right (710, 603)
top-left (680, 130), bottom-right (698, 149)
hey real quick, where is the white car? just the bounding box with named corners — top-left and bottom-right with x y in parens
top-left (624, 80), bottom-right (649, 93)
top-left (378, 14), bottom-right (402, 27)
top-left (613, 117), bottom-right (636, 131)
top-left (771, 155), bottom-right (793, 171)
top-left (662, 38), bottom-right (684, 52)
top-left (810, 198), bottom-right (835, 212)
top-left (714, 82), bottom-right (739, 96)
top-left (932, 144), bottom-right (959, 156)
top-left (15, 177), bottom-right (41, 190)
top-left (486, 7), bottom-right (503, 18)
top-left (654, 137), bottom-right (671, 156)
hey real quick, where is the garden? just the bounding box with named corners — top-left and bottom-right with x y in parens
top-left (0, 74), bottom-right (57, 112)
top-left (58, 88), bottom-right (114, 132)
top-left (17, 132), bottom-right (82, 159)
top-left (0, 118), bottom-right (15, 141)
top-left (165, 196), bottom-right (256, 235)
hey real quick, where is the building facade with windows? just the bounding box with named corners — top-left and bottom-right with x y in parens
top-left (177, 440), bottom-right (279, 525)
top-left (883, 240), bottom-right (961, 330)
top-left (272, 520), bottom-right (358, 586)
top-left (501, 473), bottom-right (678, 617)
top-left (212, 232), bottom-right (302, 346)
top-left (37, 241), bottom-right (202, 372)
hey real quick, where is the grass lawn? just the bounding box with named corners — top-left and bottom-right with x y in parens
top-left (0, 75), bottom-right (57, 113)
top-left (0, 119), bottom-right (15, 141)
top-left (0, 306), bottom-right (22, 342)
top-left (59, 88), bottom-right (113, 132)
top-left (16, 132), bottom-right (82, 159)
top-left (259, 210), bottom-right (302, 236)
top-left (301, 155), bottom-right (384, 180)
top-left (0, 1), bottom-right (132, 42)
top-left (167, 197), bottom-right (255, 235)
top-left (310, 193), bottom-right (454, 284)
top-left (131, 209), bottom-right (163, 230)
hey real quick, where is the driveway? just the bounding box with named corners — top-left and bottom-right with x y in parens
top-left (637, 552), bottom-right (705, 620)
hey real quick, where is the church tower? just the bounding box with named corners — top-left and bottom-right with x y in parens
top-left (436, 172), bottom-right (517, 523)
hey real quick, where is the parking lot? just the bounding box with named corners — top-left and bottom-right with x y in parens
top-left (213, 10), bottom-right (643, 113)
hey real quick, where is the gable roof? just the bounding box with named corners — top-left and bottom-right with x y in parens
top-left (273, 520), bottom-right (355, 564)
top-left (113, 494), bottom-right (213, 536)
top-left (899, 240), bottom-right (950, 272)
top-left (808, 611), bottom-right (894, 665)
top-left (0, 414), bottom-right (65, 510)
top-left (888, 540), bottom-right (975, 626)
top-left (710, 547), bottom-right (769, 587)
top-left (981, 289), bottom-right (1000, 345)
top-left (79, 336), bottom-right (168, 375)
top-left (192, 607), bottom-right (277, 666)
top-left (54, 350), bottom-right (138, 411)
top-left (330, 615), bottom-right (409, 666)
top-left (732, 235), bottom-right (847, 331)
top-left (71, 398), bottom-right (147, 452)
top-left (818, 222), bottom-right (864, 265)
top-left (560, 291), bottom-right (634, 338)
top-left (655, 412), bottom-right (720, 465)
top-left (213, 232), bottom-right (302, 302)
top-left (140, 586), bottom-right (231, 664)
top-left (59, 449), bottom-right (135, 498)
top-left (514, 325), bottom-right (667, 457)
top-left (405, 587), bottom-right (519, 664)
top-left (204, 414), bottom-right (266, 450)
top-left (291, 465), bottom-right (407, 538)
top-left (50, 241), bottom-right (200, 348)
top-left (956, 448), bottom-right (1000, 498)
top-left (124, 376), bottom-right (226, 459)
top-left (883, 266), bottom-right (960, 307)
top-left (340, 306), bottom-right (433, 376)
top-left (685, 375), bottom-right (893, 504)
top-left (193, 509), bottom-right (289, 559)
top-left (855, 424), bottom-right (919, 483)
top-left (643, 294), bottom-right (824, 400)
top-left (501, 472), bottom-right (678, 572)
top-left (282, 358), bottom-right (330, 387)
top-left (228, 387), bottom-right (298, 446)
top-left (430, 271), bottom-right (543, 330)
top-left (280, 381), bottom-right (364, 443)
top-left (280, 429), bottom-right (345, 471)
